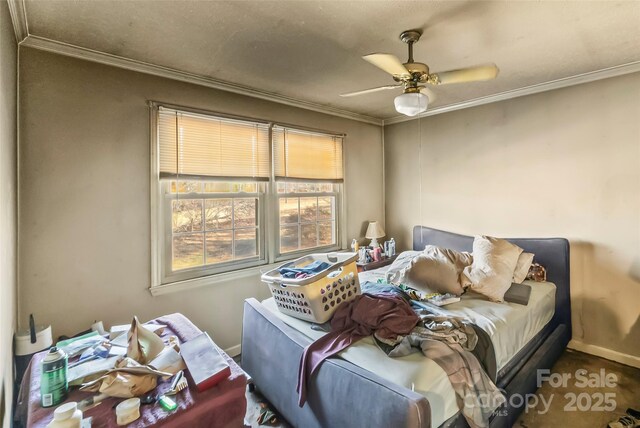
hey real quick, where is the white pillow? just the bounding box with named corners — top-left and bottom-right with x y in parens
top-left (389, 245), bottom-right (473, 296)
top-left (461, 236), bottom-right (523, 302)
top-left (513, 252), bottom-right (534, 283)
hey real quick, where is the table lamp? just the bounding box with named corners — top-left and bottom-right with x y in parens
top-left (365, 221), bottom-right (385, 249)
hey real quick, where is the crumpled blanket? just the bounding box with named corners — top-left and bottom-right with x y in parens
top-left (383, 316), bottom-right (505, 428)
top-left (364, 281), bottom-right (505, 428)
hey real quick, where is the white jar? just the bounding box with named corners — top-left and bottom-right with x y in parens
top-left (46, 402), bottom-right (82, 428)
top-left (116, 397), bottom-right (141, 425)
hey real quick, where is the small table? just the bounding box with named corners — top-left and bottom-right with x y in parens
top-left (356, 255), bottom-right (398, 272)
top-left (16, 313), bottom-right (248, 428)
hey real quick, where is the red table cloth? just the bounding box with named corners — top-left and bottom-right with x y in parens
top-left (17, 313), bottom-right (247, 428)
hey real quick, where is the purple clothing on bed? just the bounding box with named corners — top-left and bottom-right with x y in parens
top-left (296, 293), bottom-right (419, 406)
top-left (17, 313), bottom-right (247, 428)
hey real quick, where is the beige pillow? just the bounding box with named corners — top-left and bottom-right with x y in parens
top-left (385, 251), bottom-right (422, 284)
top-left (390, 245), bottom-right (473, 296)
top-left (513, 252), bottom-right (534, 283)
top-left (461, 236), bottom-right (523, 302)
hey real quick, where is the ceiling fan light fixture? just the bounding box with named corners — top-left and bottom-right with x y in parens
top-left (394, 92), bottom-right (428, 117)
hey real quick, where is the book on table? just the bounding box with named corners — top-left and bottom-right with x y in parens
top-left (180, 332), bottom-right (231, 392)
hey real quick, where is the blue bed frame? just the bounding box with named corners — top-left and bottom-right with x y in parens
top-left (242, 226), bottom-right (571, 427)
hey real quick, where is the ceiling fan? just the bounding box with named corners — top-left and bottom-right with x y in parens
top-left (341, 29), bottom-right (499, 117)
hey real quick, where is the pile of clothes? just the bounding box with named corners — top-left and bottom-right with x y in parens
top-left (278, 260), bottom-right (329, 279)
top-left (297, 281), bottom-right (504, 428)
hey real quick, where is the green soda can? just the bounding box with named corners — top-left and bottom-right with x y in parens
top-left (40, 346), bottom-right (68, 407)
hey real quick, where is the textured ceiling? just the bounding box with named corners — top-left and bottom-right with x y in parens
top-left (23, 0), bottom-right (640, 119)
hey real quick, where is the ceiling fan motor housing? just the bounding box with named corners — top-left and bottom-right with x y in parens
top-left (403, 62), bottom-right (429, 77)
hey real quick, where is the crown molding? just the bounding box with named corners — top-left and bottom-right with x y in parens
top-left (7, 0), bottom-right (28, 43)
top-left (20, 35), bottom-right (384, 126)
top-left (383, 60), bottom-right (640, 126)
top-left (17, 34), bottom-right (640, 128)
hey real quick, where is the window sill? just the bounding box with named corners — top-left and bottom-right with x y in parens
top-left (149, 248), bottom-right (348, 297)
top-left (149, 262), bottom-right (280, 297)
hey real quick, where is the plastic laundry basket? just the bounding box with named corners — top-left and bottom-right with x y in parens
top-left (261, 253), bottom-right (360, 323)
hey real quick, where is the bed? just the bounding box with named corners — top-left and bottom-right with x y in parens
top-left (241, 226), bottom-right (571, 427)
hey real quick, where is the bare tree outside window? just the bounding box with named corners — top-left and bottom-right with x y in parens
top-left (169, 181), bottom-right (260, 271)
top-left (277, 182), bottom-right (337, 254)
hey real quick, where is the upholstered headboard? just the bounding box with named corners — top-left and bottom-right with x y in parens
top-left (412, 225), bottom-right (571, 333)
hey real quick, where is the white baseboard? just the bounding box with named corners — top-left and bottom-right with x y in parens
top-left (224, 344), bottom-right (242, 358)
top-left (568, 339), bottom-right (640, 369)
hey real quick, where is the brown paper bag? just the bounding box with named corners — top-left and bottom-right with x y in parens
top-left (81, 371), bottom-right (158, 398)
top-left (80, 357), bottom-right (171, 398)
top-left (126, 316), bottom-right (165, 364)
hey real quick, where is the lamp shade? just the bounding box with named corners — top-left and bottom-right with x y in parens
top-left (365, 221), bottom-right (385, 239)
top-left (394, 92), bottom-right (428, 117)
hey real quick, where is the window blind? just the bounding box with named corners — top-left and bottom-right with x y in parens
top-left (273, 126), bottom-right (344, 182)
top-left (158, 108), bottom-right (270, 181)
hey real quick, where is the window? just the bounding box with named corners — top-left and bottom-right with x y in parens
top-left (167, 181), bottom-right (263, 272)
top-left (272, 126), bottom-right (343, 257)
top-left (277, 182), bottom-right (337, 253)
top-left (151, 103), bottom-right (345, 287)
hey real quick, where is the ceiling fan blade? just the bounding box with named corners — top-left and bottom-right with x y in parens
top-left (340, 84), bottom-right (402, 97)
top-left (419, 86), bottom-right (437, 102)
top-left (431, 63), bottom-right (499, 85)
top-left (362, 54), bottom-right (411, 78)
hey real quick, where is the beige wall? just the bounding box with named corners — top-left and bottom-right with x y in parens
top-left (18, 47), bottom-right (383, 351)
top-left (384, 72), bottom-right (640, 360)
top-left (0, 1), bottom-right (18, 425)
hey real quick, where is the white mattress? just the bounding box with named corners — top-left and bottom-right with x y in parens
top-left (262, 268), bottom-right (555, 428)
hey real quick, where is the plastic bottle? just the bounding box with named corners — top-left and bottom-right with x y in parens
top-left (389, 238), bottom-right (396, 256)
top-left (351, 238), bottom-right (359, 252)
top-left (46, 402), bottom-right (82, 428)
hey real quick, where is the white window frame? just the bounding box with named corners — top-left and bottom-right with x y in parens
top-left (150, 101), bottom-right (346, 293)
